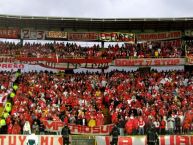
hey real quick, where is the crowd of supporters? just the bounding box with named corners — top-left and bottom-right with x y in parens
top-left (0, 40), bottom-right (185, 59)
top-left (0, 70), bottom-right (192, 135)
top-left (185, 40), bottom-right (193, 56)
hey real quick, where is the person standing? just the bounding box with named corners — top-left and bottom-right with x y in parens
top-left (153, 119), bottom-right (160, 134)
top-left (167, 115), bottom-right (175, 135)
top-left (160, 118), bottom-right (166, 135)
top-left (26, 131), bottom-right (38, 145)
top-left (110, 124), bottom-right (120, 145)
top-left (147, 125), bottom-right (159, 145)
top-left (138, 116), bottom-right (145, 135)
top-left (61, 124), bottom-right (71, 145)
top-left (32, 121), bottom-right (39, 135)
top-left (23, 120), bottom-right (31, 135)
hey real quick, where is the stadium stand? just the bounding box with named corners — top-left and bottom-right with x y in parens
top-left (0, 70), bottom-right (192, 136)
top-left (0, 15), bottom-right (193, 145)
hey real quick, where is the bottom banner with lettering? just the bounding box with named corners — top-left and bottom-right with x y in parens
top-left (0, 135), bottom-right (62, 145)
top-left (0, 135), bottom-right (96, 145)
top-left (0, 135), bottom-right (192, 145)
top-left (96, 136), bottom-right (146, 145)
top-left (96, 135), bottom-right (193, 145)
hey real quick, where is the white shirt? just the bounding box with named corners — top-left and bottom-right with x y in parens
top-left (26, 133), bottom-right (38, 145)
top-left (23, 121), bottom-right (31, 134)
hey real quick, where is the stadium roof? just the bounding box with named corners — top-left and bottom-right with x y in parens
top-left (0, 14), bottom-right (193, 32)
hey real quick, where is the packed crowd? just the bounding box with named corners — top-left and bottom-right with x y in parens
top-left (0, 39), bottom-right (185, 59)
top-left (185, 40), bottom-right (193, 56)
top-left (0, 70), bottom-right (192, 135)
top-left (106, 39), bottom-right (183, 58)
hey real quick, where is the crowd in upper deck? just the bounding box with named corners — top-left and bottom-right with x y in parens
top-left (0, 39), bottom-right (185, 59)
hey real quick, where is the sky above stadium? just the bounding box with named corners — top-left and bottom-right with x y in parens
top-left (0, 0), bottom-right (192, 18)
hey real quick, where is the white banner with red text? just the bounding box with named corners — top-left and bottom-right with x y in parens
top-left (136, 31), bottom-right (182, 41)
top-left (187, 55), bottom-right (193, 65)
top-left (0, 135), bottom-right (192, 145)
top-left (21, 29), bottom-right (45, 40)
top-left (96, 136), bottom-right (146, 145)
top-left (0, 135), bottom-right (63, 145)
top-left (0, 63), bottom-right (59, 72)
top-left (41, 120), bottom-right (114, 135)
top-left (114, 58), bottom-right (185, 66)
top-left (96, 135), bottom-right (193, 145)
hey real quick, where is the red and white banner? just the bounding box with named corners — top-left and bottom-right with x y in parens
top-left (99, 32), bottom-right (135, 43)
top-left (96, 135), bottom-right (193, 145)
top-left (68, 32), bottom-right (98, 41)
top-left (185, 30), bottom-right (193, 36)
top-left (0, 63), bottom-right (24, 70)
top-left (159, 135), bottom-right (193, 145)
top-left (42, 120), bottom-right (114, 135)
top-left (0, 57), bottom-right (15, 63)
top-left (0, 63), bottom-right (59, 72)
top-left (21, 29), bottom-right (45, 40)
top-left (0, 135), bottom-right (192, 145)
top-left (96, 136), bottom-right (146, 145)
top-left (0, 28), bottom-right (20, 39)
top-left (114, 58), bottom-right (185, 66)
top-left (0, 135), bottom-right (63, 145)
top-left (187, 55), bottom-right (193, 65)
top-left (46, 31), bottom-right (67, 39)
top-left (137, 31), bottom-right (182, 41)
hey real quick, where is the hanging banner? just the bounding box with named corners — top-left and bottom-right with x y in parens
top-left (0, 135), bottom-right (192, 145)
top-left (185, 30), bottom-right (193, 36)
top-left (114, 58), bottom-right (185, 66)
top-left (68, 32), bottom-right (98, 41)
top-left (0, 135), bottom-right (63, 145)
top-left (0, 63), bottom-right (59, 72)
top-left (0, 28), bottom-right (19, 39)
top-left (137, 31), bottom-right (182, 41)
top-left (46, 31), bottom-right (67, 39)
top-left (96, 135), bottom-right (193, 145)
top-left (41, 120), bottom-right (114, 135)
top-left (16, 57), bottom-right (112, 64)
top-left (99, 32), bottom-right (135, 43)
top-left (96, 136), bottom-right (146, 145)
top-left (0, 63), bottom-right (24, 70)
top-left (0, 57), bottom-right (15, 63)
top-left (21, 29), bottom-right (45, 40)
top-left (187, 55), bottom-right (193, 65)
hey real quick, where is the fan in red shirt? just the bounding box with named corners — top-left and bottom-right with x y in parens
top-left (111, 111), bottom-right (118, 124)
top-left (11, 121), bottom-right (21, 134)
top-left (125, 117), bottom-right (134, 135)
top-left (160, 117), bottom-right (166, 135)
top-left (7, 121), bottom-right (13, 134)
top-left (96, 110), bottom-right (104, 126)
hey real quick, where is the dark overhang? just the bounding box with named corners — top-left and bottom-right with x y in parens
top-left (0, 14), bottom-right (193, 32)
